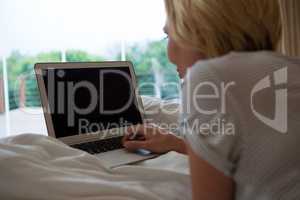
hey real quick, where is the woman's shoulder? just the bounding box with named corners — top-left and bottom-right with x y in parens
top-left (189, 51), bottom-right (300, 86)
top-left (185, 51), bottom-right (300, 133)
top-left (192, 51), bottom-right (298, 71)
top-left (196, 50), bottom-right (299, 63)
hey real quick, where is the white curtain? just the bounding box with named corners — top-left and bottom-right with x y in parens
top-left (279, 0), bottom-right (300, 57)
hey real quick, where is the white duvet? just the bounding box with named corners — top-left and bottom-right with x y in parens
top-left (0, 134), bottom-right (191, 200)
top-left (0, 97), bottom-right (190, 200)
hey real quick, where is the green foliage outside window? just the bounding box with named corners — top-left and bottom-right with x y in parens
top-left (125, 40), bottom-right (180, 99)
top-left (0, 60), bottom-right (3, 78)
top-left (7, 51), bottom-right (61, 109)
top-left (66, 50), bottom-right (105, 62)
top-left (5, 40), bottom-right (180, 110)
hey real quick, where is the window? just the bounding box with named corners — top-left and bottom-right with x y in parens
top-left (0, 0), bottom-right (180, 137)
top-left (0, 60), bottom-right (5, 135)
top-left (126, 40), bottom-right (180, 99)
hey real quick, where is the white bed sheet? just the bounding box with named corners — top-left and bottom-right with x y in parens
top-left (0, 134), bottom-right (190, 200)
top-left (0, 96), bottom-right (190, 200)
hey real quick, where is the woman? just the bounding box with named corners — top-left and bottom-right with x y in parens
top-left (124, 0), bottom-right (300, 199)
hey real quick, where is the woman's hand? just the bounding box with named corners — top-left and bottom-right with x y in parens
top-left (123, 124), bottom-right (186, 154)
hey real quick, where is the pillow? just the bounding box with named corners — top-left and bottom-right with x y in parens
top-left (141, 96), bottom-right (181, 135)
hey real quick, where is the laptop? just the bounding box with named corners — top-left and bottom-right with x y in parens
top-left (35, 61), bottom-right (156, 168)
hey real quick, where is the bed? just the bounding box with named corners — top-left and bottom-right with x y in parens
top-left (0, 97), bottom-right (191, 200)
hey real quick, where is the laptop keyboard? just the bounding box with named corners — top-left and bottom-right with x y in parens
top-left (71, 136), bottom-right (124, 154)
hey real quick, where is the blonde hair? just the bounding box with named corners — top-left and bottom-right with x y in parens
top-left (164, 0), bottom-right (282, 58)
top-left (279, 0), bottom-right (300, 57)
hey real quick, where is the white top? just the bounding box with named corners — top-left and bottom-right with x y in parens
top-left (182, 51), bottom-right (300, 200)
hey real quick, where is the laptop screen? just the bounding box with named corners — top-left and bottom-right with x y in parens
top-left (41, 66), bottom-right (143, 138)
